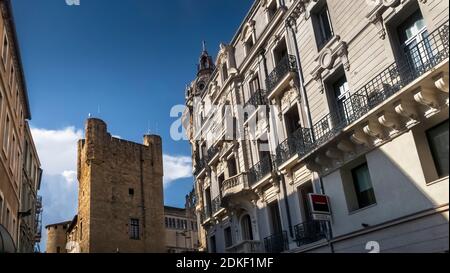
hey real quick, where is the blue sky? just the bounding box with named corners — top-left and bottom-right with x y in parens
top-left (11, 0), bottom-right (253, 250)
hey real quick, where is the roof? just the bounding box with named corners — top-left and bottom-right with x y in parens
top-left (45, 221), bottom-right (72, 229)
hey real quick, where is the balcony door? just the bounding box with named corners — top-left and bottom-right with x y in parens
top-left (332, 75), bottom-right (350, 124)
top-left (398, 10), bottom-right (431, 74)
top-left (241, 214), bottom-right (254, 241)
top-left (298, 181), bottom-right (314, 223)
top-left (268, 201), bottom-right (282, 235)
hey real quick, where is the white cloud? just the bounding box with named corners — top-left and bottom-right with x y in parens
top-left (163, 154), bottom-right (193, 186)
top-left (30, 127), bottom-right (83, 176)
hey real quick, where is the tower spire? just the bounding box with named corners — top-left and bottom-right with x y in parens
top-left (202, 41), bottom-right (207, 53)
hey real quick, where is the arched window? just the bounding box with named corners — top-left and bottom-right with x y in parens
top-left (241, 214), bottom-right (254, 241)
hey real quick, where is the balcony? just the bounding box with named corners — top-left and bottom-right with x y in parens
top-left (294, 220), bottom-right (329, 248)
top-left (275, 23), bottom-right (449, 172)
top-left (221, 173), bottom-right (257, 207)
top-left (275, 128), bottom-right (314, 168)
top-left (266, 55), bottom-right (298, 98)
top-left (206, 145), bottom-right (220, 164)
top-left (226, 240), bottom-right (263, 253)
top-left (264, 231), bottom-right (289, 253)
top-left (244, 89), bottom-right (268, 117)
top-left (248, 156), bottom-right (274, 186)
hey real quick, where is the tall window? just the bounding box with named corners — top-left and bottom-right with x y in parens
top-left (2, 31), bottom-right (8, 65)
top-left (245, 37), bottom-right (254, 56)
top-left (0, 195), bottom-right (3, 224)
top-left (227, 157), bottom-right (238, 178)
top-left (249, 76), bottom-right (260, 97)
top-left (268, 201), bottom-right (282, 234)
top-left (3, 114), bottom-right (10, 155)
top-left (351, 163), bottom-right (377, 209)
top-left (222, 63), bottom-right (229, 83)
top-left (332, 75), bottom-right (350, 120)
top-left (209, 235), bottom-right (217, 253)
top-left (9, 65), bottom-right (14, 89)
top-left (130, 218), bottom-right (140, 240)
top-left (398, 10), bottom-right (430, 72)
top-left (314, 4), bottom-right (334, 50)
top-left (267, 0), bottom-right (278, 21)
top-left (427, 121), bottom-right (449, 178)
top-left (224, 227), bottom-right (233, 248)
top-left (241, 214), bottom-right (254, 241)
top-left (284, 105), bottom-right (301, 135)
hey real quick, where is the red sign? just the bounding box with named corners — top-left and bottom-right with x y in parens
top-left (309, 194), bottom-right (331, 215)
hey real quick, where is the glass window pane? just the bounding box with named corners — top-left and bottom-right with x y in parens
top-left (427, 121), bottom-right (449, 178)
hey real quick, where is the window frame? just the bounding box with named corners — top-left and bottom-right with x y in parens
top-left (426, 120), bottom-right (449, 179)
top-left (129, 218), bottom-right (140, 240)
top-left (351, 163), bottom-right (377, 210)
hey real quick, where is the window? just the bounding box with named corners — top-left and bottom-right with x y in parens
top-left (241, 214), bottom-right (254, 241)
top-left (128, 188), bottom-right (134, 196)
top-left (273, 40), bottom-right (288, 66)
top-left (249, 76), bottom-right (260, 98)
top-left (284, 105), bottom-right (301, 135)
top-left (227, 157), bottom-right (238, 178)
top-left (6, 208), bottom-right (10, 230)
top-left (79, 221), bottom-right (83, 240)
top-left (332, 75), bottom-right (350, 119)
top-left (245, 37), bottom-right (254, 56)
top-left (57, 247), bottom-right (61, 253)
top-left (209, 235), bottom-right (217, 253)
top-left (2, 30), bottom-right (8, 65)
top-left (165, 217), bottom-right (169, 228)
top-left (224, 227), bottom-right (233, 248)
top-left (221, 63), bottom-right (229, 83)
top-left (268, 201), bottom-right (282, 234)
top-left (0, 195), bottom-right (3, 224)
top-left (267, 0), bottom-right (278, 21)
top-left (3, 114), bottom-right (10, 155)
top-left (427, 121), bottom-right (449, 178)
top-left (130, 218), bottom-right (140, 240)
top-left (397, 10), bottom-right (431, 72)
top-left (351, 163), bottom-right (377, 209)
top-left (9, 64), bottom-right (14, 89)
top-left (313, 4), bottom-right (334, 50)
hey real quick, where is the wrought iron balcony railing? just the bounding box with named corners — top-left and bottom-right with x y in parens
top-left (248, 155), bottom-right (274, 186)
top-left (294, 220), bottom-right (329, 248)
top-left (194, 157), bottom-right (206, 176)
top-left (266, 54), bottom-right (298, 93)
top-left (274, 23), bottom-right (449, 167)
top-left (211, 196), bottom-right (222, 215)
top-left (206, 145), bottom-right (220, 163)
top-left (244, 89), bottom-right (268, 109)
top-left (275, 127), bottom-right (314, 167)
top-left (264, 231), bottom-right (289, 253)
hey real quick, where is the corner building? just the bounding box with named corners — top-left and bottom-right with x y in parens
top-left (184, 0), bottom-right (449, 253)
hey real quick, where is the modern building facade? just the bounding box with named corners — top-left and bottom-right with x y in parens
top-left (0, 0), bottom-right (42, 253)
top-left (184, 0), bottom-right (449, 253)
top-left (60, 118), bottom-right (165, 253)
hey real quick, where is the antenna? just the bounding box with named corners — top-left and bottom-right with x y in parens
top-left (202, 41), bottom-right (206, 52)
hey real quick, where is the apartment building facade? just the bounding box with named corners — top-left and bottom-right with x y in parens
top-left (184, 0), bottom-right (448, 253)
top-left (0, 0), bottom-right (42, 253)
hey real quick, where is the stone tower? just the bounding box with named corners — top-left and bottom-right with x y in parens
top-left (76, 118), bottom-right (165, 253)
top-left (45, 221), bottom-right (71, 253)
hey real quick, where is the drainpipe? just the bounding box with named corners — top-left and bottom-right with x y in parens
top-left (287, 24), bottom-right (313, 129)
top-left (279, 173), bottom-right (294, 238)
top-left (319, 176), bottom-right (335, 253)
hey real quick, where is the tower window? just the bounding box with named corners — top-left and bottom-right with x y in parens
top-left (130, 218), bottom-right (140, 240)
top-left (129, 188), bottom-right (134, 196)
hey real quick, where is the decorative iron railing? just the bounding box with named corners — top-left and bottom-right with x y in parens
top-left (294, 220), bottom-right (329, 247)
top-left (248, 155), bottom-right (274, 186)
top-left (275, 128), bottom-right (314, 166)
top-left (244, 89), bottom-right (268, 109)
top-left (274, 23), bottom-right (449, 167)
top-left (194, 157), bottom-right (206, 176)
top-left (266, 55), bottom-right (298, 93)
top-left (264, 231), bottom-right (289, 253)
top-left (207, 145), bottom-right (220, 163)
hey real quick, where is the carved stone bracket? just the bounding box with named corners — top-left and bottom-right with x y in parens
top-left (412, 87), bottom-right (441, 117)
top-left (433, 73), bottom-right (449, 93)
top-left (377, 111), bottom-right (405, 135)
top-left (394, 100), bottom-right (420, 128)
top-left (363, 120), bottom-right (388, 144)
